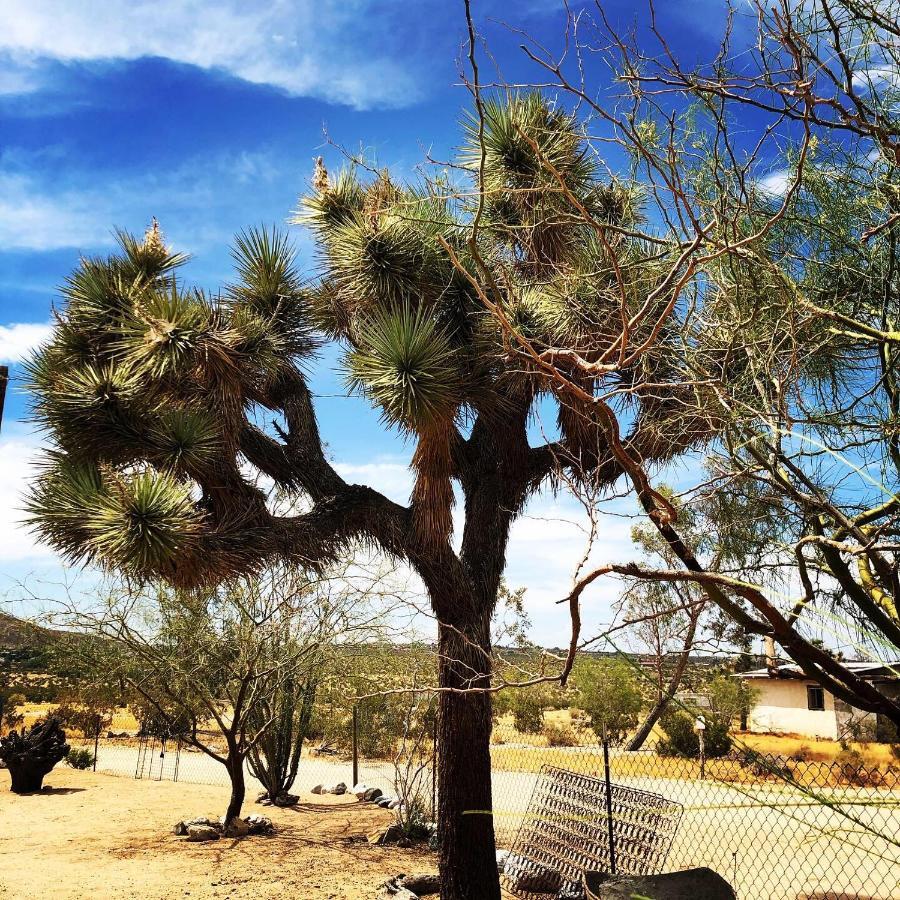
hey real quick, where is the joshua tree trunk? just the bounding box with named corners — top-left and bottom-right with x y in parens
top-left (0, 718), bottom-right (70, 794)
top-left (224, 749), bottom-right (246, 825)
top-left (435, 611), bottom-right (499, 900)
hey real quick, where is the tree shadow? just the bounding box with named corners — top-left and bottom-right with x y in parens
top-left (14, 787), bottom-right (87, 795)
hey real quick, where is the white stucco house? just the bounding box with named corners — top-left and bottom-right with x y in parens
top-left (736, 661), bottom-right (900, 741)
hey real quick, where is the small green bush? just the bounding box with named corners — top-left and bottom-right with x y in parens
top-left (512, 702), bottom-right (544, 735)
top-left (65, 747), bottom-right (95, 770)
top-left (657, 710), bottom-right (732, 758)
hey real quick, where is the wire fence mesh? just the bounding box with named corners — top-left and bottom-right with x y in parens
top-left (489, 719), bottom-right (900, 900)
top-left (62, 707), bottom-right (900, 900)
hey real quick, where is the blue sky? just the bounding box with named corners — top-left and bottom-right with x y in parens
top-left (0, 0), bottom-right (740, 645)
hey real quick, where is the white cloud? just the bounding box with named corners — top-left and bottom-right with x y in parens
top-left (0, 1), bottom-right (426, 110)
top-left (851, 67), bottom-right (900, 94)
top-left (0, 321), bottom-right (52, 362)
top-left (0, 430), bottom-right (54, 562)
top-left (757, 170), bottom-right (791, 198)
top-left (0, 150), bottom-right (293, 252)
top-left (0, 172), bottom-right (118, 251)
top-left (0, 58), bottom-right (43, 96)
top-left (335, 459), bottom-right (414, 505)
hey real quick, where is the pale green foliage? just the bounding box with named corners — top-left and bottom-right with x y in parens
top-left (573, 658), bottom-right (644, 744)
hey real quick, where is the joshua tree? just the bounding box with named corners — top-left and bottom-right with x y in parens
top-left (0, 717), bottom-right (69, 793)
top-left (25, 98), bottom-right (709, 897)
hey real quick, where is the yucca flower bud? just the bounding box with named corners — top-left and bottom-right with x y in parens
top-left (312, 156), bottom-right (330, 194)
top-left (143, 217), bottom-right (168, 257)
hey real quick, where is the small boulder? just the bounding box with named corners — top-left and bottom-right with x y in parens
top-left (584, 867), bottom-right (736, 900)
top-left (245, 814), bottom-right (274, 835)
top-left (223, 817), bottom-right (250, 837)
top-left (331, 781), bottom-right (347, 795)
top-left (273, 791), bottom-right (299, 807)
top-left (352, 782), bottom-right (368, 798)
top-left (377, 797), bottom-right (393, 809)
top-left (368, 823), bottom-right (403, 845)
top-left (388, 798), bottom-right (401, 809)
top-left (401, 873), bottom-right (441, 895)
top-left (174, 817), bottom-right (218, 836)
top-left (186, 824), bottom-right (220, 842)
top-left (376, 886), bottom-right (417, 900)
top-left (310, 784), bottom-right (325, 794)
top-left (364, 787), bottom-right (383, 802)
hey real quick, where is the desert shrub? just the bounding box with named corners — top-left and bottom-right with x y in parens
top-left (568, 707), bottom-right (589, 728)
top-left (574, 659), bottom-right (643, 744)
top-left (705, 675), bottom-right (757, 728)
top-left (835, 748), bottom-right (877, 785)
top-left (353, 693), bottom-right (432, 759)
top-left (65, 747), bottom-right (95, 770)
top-left (543, 722), bottom-right (578, 747)
top-left (740, 750), bottom-right (795, 782)
top-left (54, 704), bottom-right (111, 738)
top-left (657, 710), bottom-right (732, 758)
top-left (789, 744), bottom-right (813, 763)
top-left (510, 693), bottom-right (544, 735)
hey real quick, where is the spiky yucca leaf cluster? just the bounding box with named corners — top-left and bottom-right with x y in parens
top-left (29, 92), bottom-right (680, 573)
top-left (27, 223), bottom-right (316, 582)
top-left (295, 93), bottom-right (667, 424)
top-left (287, 93), bottom-right (680, 542)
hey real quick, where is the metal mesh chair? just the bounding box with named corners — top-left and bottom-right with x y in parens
top-left (502, 765), bottom-right (683, 899)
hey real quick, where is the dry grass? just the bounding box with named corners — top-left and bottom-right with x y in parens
top-left (737, 732), bottom-right (898, 766)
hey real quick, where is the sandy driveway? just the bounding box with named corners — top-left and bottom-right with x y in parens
top-left (0, 767), bottom-right (435, 900)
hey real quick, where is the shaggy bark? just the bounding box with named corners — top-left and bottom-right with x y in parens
top-left (434, 614), bottom-right (499, 900)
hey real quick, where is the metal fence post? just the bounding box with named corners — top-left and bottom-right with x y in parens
top-left (601, 722), bottom-right (616, 876)
top-left (351, 704), bottom-right (359, 788)
top-left (93, 714), bottom-right (100, 772)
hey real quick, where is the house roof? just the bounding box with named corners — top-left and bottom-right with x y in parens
top-left (736, 661), bottom-right (900, 681)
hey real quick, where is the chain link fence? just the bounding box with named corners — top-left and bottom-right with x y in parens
top-left (59, 702), bottom-right (900, 899)
top-left (489, 718), bottom-right (900, 900)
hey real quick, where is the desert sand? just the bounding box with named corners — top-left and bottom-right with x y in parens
top-left (0, 767), bottom-right (436, 899)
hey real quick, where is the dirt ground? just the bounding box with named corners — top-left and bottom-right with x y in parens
top-left (0, 767), bottom-right (437, 899)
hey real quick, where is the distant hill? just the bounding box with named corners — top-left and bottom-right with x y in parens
top-left (0, 612), bottom-right (51, 652)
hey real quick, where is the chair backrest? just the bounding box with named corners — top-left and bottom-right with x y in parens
top-left (502, 765), bottom-right (683, 900)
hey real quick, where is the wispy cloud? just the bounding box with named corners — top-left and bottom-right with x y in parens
top-left (0, 0), bottom-right (431, 110)
top-left (0, 429), bottom-right (54, 562)
top-left (0, 149), bottom-right (299, 253)
top-left (0, 322), bottom-right (52, 362)
top-left (757, 169), bottom-right (791, 198)
top-left (851, 67), bottom-right (900, 94)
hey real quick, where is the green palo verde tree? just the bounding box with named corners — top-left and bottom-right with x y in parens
top-left (25, 96), bottom-right (715, 898)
